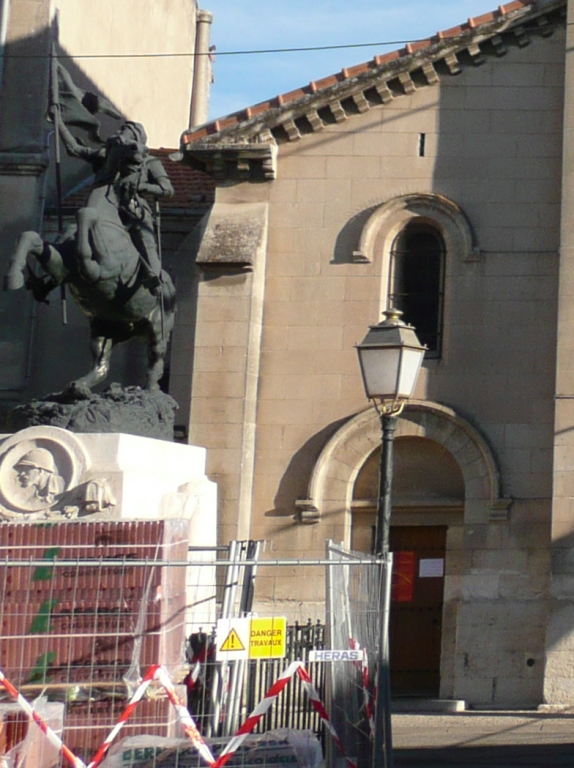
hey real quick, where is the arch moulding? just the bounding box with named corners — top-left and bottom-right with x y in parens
top-left (353, 193), bottom-right (479, 265)
top-left (299, 400), bottom-right (511, 527)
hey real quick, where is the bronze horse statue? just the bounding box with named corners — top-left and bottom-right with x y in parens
top-left (4, 118), bottom-right (176, 394)
top-left (4, 183), bottom-right (175, 394)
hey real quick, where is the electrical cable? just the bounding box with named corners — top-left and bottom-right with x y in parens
top-left (1, 19), bottom-right (564, 60)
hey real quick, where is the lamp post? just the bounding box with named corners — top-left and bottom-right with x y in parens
top-left (355, 307), bottom-right (425, 768)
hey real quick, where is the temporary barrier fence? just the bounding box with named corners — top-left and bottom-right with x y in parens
top-left (0, 662), bottom-right (357, 768)
top-left (0, 528), bottom-right (384, 768)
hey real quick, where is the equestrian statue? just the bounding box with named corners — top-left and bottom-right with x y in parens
top-left (4, 103), bottom-right (175, 394)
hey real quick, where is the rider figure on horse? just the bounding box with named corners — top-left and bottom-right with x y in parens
top-left (5, 111), bottom-right (177, 393)
top-left (56, 114), bottom-right (174, 293)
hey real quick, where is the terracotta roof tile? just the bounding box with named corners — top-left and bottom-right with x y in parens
top-left (280, 87), bottom-right (309, 104)
top-left (437, 25), bottom-right (466, 40)
top-left (372, 51), bottom-right (400, 66)
top-left (61, 148), bottom-right (215, 210)
top-left (469, 12), bottom-right (499, 26)
top-left (250, 101), bottom-right (272, 116)
top-left (344, 62), bottom-right (371, 77)
top-left (499, 1), bottom-right (530, 12)
top-left (310, 73), bottom-right (340, 90)
top-left (405, 40), bottom-right (430, 54)
top-left (182, 0), bottom-right (543, 145)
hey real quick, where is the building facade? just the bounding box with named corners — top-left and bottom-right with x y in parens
top-left (174, 0), bottom-right (574, 708)
top-left (4, 0), bottom-right (574, 712)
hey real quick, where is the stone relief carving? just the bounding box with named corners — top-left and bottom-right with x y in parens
top-left (0, 426), bottom-right (116, 521)
top-left (10, 448), bottom-right (65, 511)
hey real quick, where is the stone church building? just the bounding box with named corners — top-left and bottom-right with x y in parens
top-left (173, 0), bottom-right (574, 709)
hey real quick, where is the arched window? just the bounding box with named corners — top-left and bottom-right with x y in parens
top-left (388, 222), bottom-right (445, 357)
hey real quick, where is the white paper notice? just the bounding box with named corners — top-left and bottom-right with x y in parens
top-left (419, 558), bottom-right (444, 578)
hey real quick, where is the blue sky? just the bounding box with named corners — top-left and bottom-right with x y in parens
top-left (205, 0), bottom-right (503, 120)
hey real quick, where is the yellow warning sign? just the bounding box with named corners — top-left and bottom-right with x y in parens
top-left (215, 617), bottom-right (287, 661)
top-left (249, 617), bottom-right (286, 659)
top-left (220, 628), bottom-right (246, 652)
top-left (216, 618), bottom-right (250, 660)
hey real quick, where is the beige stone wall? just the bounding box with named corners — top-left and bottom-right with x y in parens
top-left (0, 0), bottom-right (52, 400)
top-left (546, 0), bottom-right (574, 706)
top-left (252, 30), bottom-right (563, 552)
top-left (185, 29), bottom-right (565, 708)
top-left (54, 0), bottom-right (199, 148)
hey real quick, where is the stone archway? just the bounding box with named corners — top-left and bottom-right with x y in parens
top-left (354, 192), bottom-right (479, 265)
top-left (299, 399), bottom-right (511, 700)
top-left (303, 399), bottom-right (510, 535)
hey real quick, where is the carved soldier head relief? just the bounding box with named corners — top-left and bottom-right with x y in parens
top-left (12, 448), bottom-right (65, 510)
top-left (0, 426), bottom-right (89, 519)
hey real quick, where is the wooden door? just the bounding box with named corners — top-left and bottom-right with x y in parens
top-left (389, 525), bottom-right (446, 696)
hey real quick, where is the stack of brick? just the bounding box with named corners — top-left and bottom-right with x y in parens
top-left (0, 520), bottom-right (189, 760)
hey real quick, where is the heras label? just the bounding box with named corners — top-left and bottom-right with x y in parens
top-left (308, 649), bottom-right (365, 662)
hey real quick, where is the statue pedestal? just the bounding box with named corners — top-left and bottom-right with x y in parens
top-left (73, 431), bottom-right (215, 523)
top-left (0, 426), bottom-right (217, 760)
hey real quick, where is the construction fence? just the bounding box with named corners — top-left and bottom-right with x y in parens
top-left (0, 521), bottom-right (388, 768)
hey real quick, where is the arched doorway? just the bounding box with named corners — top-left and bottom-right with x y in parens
top-left (351, 436), bottom-right (464, 696)
top-left (303, 400), bottom-right (509, 699)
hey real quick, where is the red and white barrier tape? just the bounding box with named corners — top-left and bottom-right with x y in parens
top-left (296, 665), bottom-right (357, 768)
top-left (0, 661), bottom-right (356, 768)
top-left (349, 638), bottom-right (374, 738)
top-left (361, 650), bottom-right (374, 737)
top-left (211, 662), bottom-right (356, 768)
top-left (86, 665), bottom-right (161, 768)
top-left (155, 666), bottom-right (216, 767)
top-left (185, 641), bottom-right (213, 692)
top-left (213, 661), bottom-right (302, 768)
top-left (0, 669), bottom-right (86, 768)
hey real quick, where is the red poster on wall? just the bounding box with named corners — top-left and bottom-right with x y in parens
top-left (392, 551), bottom-right (416, 602)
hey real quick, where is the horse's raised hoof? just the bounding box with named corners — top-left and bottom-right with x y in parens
top-left (4, 272), bottom-right (25, 291)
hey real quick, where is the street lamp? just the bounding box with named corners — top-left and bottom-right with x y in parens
top-left (355, 307), bottom-right (426, 555)
top-left (355, 307), bottom-right (425, 768)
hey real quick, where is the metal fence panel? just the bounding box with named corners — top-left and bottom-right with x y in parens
top-left (0, 529), bottom-right (383, 768)
top-left (327, 540), bottom-right (387, 768)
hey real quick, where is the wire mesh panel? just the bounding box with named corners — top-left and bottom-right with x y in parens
top-left (0, 535), bottom-right (381, 768)
top-left (245, 621), bottom-right (326, 737)
top-left (0, 520), bottom-right (189, 763)
top-left (327, 541), bottom-right (385, 768)
top-left (197, 552), bottom-right (382, 767)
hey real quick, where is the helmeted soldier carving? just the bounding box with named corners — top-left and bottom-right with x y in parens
top-left (12, 448), bottom-right (65, 509)
top-left (4, 56), bottom-right (176, 394)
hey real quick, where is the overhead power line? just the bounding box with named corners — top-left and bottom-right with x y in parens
top-left (6, 40), bottom-right (436, 59)
top-left (3, 20), bottom-right (562, 60)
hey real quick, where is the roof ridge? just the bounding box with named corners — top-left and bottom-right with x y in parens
top-left (182, 0), bottom-right (563, 147)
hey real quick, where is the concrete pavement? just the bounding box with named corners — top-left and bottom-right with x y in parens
top-left (392, 712), bottom-right (574, 767)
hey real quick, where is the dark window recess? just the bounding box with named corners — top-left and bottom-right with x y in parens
top-left (418, 133), bottom-right (426, 157)
top-left (389, 223), bottom-right (445, 357)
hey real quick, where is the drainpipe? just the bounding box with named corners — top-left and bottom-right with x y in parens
top-left (0, 0), bottom-right (11, 97)
top-left (189, 9), bottom-right (213, 128)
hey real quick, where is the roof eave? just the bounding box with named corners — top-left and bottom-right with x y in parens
top-left (181, 0), bottom-right (564, 152)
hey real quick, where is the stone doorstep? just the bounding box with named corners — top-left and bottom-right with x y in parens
top-left (392, 699), bottom-right (467, 713)
top-left (538, 703), bottom-right (574, 714)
